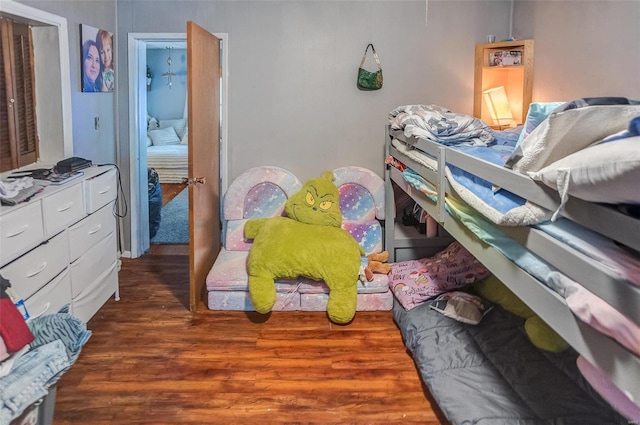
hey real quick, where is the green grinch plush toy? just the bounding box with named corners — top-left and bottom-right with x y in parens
top-left (244, 171), bottom-right (364, 324)
top-left (474, 275), bottom-right (569, 353)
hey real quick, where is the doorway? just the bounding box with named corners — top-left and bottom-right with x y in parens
top-left (127, 32), bottom-right (228, 258)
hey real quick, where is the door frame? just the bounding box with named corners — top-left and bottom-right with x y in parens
top-left (127, 32), bottom-right (228, 258)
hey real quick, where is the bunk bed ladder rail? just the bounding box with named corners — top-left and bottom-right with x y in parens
top-left (435, 145), bottom-right (447, 223)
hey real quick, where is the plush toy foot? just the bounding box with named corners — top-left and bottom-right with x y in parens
top-left (368, 261), bottom-right (392, 275)
top-left (364, 267), bottom-right (374, 282)
top-left (368, 251), bottom-right (389, 263)
top-left (366, 251), bottom-right (392, 276)
top-left (248, 276), bottom-right (277, 314)
top-left (525, 316), bottom-right (569, 353)
top-left (326, 286), bottom-right (357, 324)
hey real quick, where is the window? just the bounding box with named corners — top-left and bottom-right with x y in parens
top-left (1, 18), bottom-right (39, 172)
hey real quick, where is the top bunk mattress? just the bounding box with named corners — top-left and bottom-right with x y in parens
top-left (387, 100), bottom-right (640, 251)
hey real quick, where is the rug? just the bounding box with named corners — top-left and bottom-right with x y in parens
top-left (151, 188), bottom-right (188, 244)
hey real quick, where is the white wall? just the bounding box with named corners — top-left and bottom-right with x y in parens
top-left (18, 0), bottom-right (118, 165)
top-left (514, 0), bottom-right (640, 102)
top-left (117, 0), bottom-right (510, 184)
top-left (114, 0), bottom-right (510, 252)
top-left (16, 0), bottom-right (640, 254)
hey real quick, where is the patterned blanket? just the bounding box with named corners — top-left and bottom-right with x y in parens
top-left (389, 104), bottom-right (494, 147)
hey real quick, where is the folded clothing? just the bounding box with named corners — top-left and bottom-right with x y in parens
top-left (0, 177), bottom-right (34, 198)
top-left (28, 306), bottom-right (92, 366)
top-left (0, 340), bottom-right (69, 424)
top-left (0, 337), bottom-right (8, 362)
top-left (0, 298), bottom-right (34, 353)
top-left (0, 184), bottom-right (44, 206)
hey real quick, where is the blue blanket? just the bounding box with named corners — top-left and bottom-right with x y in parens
top-left (445, 145), bottom-right (551, 226)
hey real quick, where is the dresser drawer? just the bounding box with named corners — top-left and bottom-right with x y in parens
top-left (42, 184), bottom-right (85, 236)
top-left (68, 201), bottom-right (116, 262)
top-left (0, 201), bottom-right (44, 265)
top-left (84, 168), bottom-right (117, 214)
top-left (72, 261), bottom-right (118, 322)
top-left (69, 231), bottom-right (117, 298)
top-left (0, 230), bottom-right (70, 299)
top-left (25, 269), bottom-right (72, 321)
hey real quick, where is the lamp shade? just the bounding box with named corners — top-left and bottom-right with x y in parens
top-left (483, 86), bottom-right (513, 127)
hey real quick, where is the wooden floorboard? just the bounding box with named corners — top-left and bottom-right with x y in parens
top-left (160, 183), bottom-right (185, 206)
top-left (53, 254), bottom-right (449, 424)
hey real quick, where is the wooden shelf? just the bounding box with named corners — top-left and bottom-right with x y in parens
top-left (482, 65), bottom-right (524, 70)
top-left (473, 39), bottom-right (534, 126)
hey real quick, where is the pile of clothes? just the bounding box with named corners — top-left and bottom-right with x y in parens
top-left (0, 275), bottom-right (91, 423)
top-left (0, 175), bottom-right (45, 206)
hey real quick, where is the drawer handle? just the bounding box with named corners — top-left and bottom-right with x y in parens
top-left (99, 186), bottom-right (111, 194)
top-left (27, 261), bottom-right (47, 277)
top-left (88, 224), bottom-right (102, 235)
top-left (27, 302), bottom-right (51, 322)
top-left (6, 224), bottom-right (29, 238)
top-left (57, 202), bottom-right (74, 212)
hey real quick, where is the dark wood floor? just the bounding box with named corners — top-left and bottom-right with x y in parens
top-left (160, 183), bottom-right (184, 206)
top-left (53, 254), bottom-right (449, 424)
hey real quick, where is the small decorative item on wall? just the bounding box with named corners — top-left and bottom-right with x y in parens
top-left (162, 47), bottom-right (177, 89)
top-left (80, 24), bottom-right (115, 92)
top-left (147, 66), bottom-right (153, 91)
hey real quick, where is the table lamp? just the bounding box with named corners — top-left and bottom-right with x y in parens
top-left (483, 86), bottom-right (514, 128)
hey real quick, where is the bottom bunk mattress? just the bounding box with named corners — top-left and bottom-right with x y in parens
top-left (147, 144), bottom-right (188, 183)
top-left (393, 298), bottom-right (627, 425)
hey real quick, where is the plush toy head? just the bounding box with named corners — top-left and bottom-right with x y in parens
top-left (285, 171), bottom-right (342, 228)
top-left (245, 171), bottom-right (364, 324)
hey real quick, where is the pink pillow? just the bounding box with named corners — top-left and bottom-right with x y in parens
top-left (389, 242), bottom-right (489, 310)
top-left (577, 356), bottom-right (640, 422)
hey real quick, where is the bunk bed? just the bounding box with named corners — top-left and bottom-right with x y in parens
top-left (384, 102), bottom-right (640, 424)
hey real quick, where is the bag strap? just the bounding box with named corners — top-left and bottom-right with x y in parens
top-left (359, 43), bottom-right (382, 70)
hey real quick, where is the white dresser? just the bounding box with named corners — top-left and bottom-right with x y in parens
top-left (0, 165), bottom-right (120, 323)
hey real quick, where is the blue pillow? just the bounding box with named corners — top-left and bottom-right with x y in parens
top-left (599, 116), bottom-right (640, 144)
top-left (515, 102), bottom-right (564, 147)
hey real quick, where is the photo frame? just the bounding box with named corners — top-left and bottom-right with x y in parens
top-left (80, 24), bottom-right (115, 92)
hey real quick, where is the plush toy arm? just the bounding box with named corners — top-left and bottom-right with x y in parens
top-left (244, 218), bottom-right (269, 240)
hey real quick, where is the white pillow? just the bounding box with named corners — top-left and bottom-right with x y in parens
top-left (528, 136), bottom-right (640, 206)
top-left (146, 135), bottom-right (153, 147)
top-left (160, 118), bottom-right (187, 139)
top-left (180, 127), bottom-right (189, 145)
top-left (510, 104), bottom-right (640, 174)
top-left (148, 126), bottom-right (180, 146)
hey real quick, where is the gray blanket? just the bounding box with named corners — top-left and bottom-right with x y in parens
top-left (389, 104), bottom-right (494, 147)
top-left (393, 298), bottom-right (627, 425)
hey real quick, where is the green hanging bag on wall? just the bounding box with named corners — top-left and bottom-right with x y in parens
top-left (357, 44), bottom-right (383, 91)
